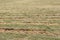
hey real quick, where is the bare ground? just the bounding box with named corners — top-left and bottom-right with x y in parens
top-left (0, 28), bottom-right (59, 36)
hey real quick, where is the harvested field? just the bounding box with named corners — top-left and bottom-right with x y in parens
top-left (0, 0), bottom-right (60, 40)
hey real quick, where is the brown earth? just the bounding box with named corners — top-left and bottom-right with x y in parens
top-left (0, 28), bottom-right (59, 36)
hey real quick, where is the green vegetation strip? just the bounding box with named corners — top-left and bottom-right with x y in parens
top-left (0, 32), bottom-right (60, 40)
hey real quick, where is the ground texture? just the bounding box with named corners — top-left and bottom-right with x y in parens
top-left (0, 0), bottom-right (60, 40)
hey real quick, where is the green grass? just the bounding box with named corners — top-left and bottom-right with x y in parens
top-left (0, 0), bottom-right (60, 40)
top-left (0, 32), bottom-right (60, 40)
top-left (0, 7), bottom-right (60, 29)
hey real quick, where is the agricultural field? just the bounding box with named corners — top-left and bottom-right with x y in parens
top-left (0, 0), bottom-right (60, 40)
